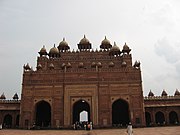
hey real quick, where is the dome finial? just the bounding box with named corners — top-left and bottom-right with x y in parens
top-left (54, 44), bottom-right (56, 47)
top-left (78, 35), bottom-right (91, 50)
top-left (100, 36), bottom-right (112, 49)
top-left (109, 42), bottom-right (121, 56)
top-left (122, 42), bottom-right (131, 54)
top-left (39, 45), bottom-right (47, 56)
top-left (58, 37), bottom-right (70, 52)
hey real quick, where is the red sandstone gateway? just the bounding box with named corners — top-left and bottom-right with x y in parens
top-left (0, 36), bottom-right (179, 129)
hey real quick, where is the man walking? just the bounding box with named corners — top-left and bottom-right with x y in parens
top-left (127, 122), bottom-right (133, 135)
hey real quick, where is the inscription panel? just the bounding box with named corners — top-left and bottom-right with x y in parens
top-left (132, 96), bottom-right (141, 108)
top-left (34, 89), bottom-right (52, 96)
top-left (23, 89), bottom-right (33, 96)
top-left (110, 84), bottom-right (128, 94)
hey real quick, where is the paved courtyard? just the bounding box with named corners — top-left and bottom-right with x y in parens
top-left (0, 126), bottom-right (179, 135)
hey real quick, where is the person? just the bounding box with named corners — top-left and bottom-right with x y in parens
top-left (0, 123), bottom-right (2, 130)
top-left (90, 122), bottom-right (93, 130)
top-left (127, 122), bottom-right (133, 135)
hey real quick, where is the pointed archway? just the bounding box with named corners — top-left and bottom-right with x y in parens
top-left (169, 111), bottom-right (179, 124)
top-left (145, 112), bottom-right (151, 126)
top-left (155, 111), bottom-right (165, 125)
top-left (35, 100), bottom-right (51, 127)
top-left (3, 114), bottom-right (12, 128)
top-left (73, 100), bottom-right (90, 124)
top-left (112, 99), bottom-right (130, 126)
top-left (80, 111), bottom-right (88, 122)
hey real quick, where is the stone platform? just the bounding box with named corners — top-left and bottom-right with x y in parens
top-left (0, 126), bottom-right (179, 135)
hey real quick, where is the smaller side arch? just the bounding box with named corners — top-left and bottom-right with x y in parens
top-left (155, 111), bottom-right (165, 125)
top-left (112, 98), bottom-right (130, 127)
top-left (145, 112), bottom-right (151, 126)
top-left (169, 111), bottom-right (179, 125)
top-left (3, 114), bottom-right (12, 128)
top-left (35, 100), bottom-right (51, 128)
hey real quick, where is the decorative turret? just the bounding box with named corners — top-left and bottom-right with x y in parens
top-left (122, 42), bottom-right (131, 54)
top-left (37, 64), bottom-right (42, 70)
top-left (91, 62), bottom-right (96, 68)
top-left (13, 93), bottom-right (19, 100)
top-left (78, 35), bottom-right (92, 51)
top-left (38, 45), bottom-right (47, 56)
top-left (148, 90), bottom-right (154, 97)
top-left (61, 63), bottom-right (66, 70)
top-left (174, 89), bottom-right (180, 96)
top-left (109, 42), bottom-right (121, 56)
top-left (121, 61), bottom-right (127, 67)
top-left (133, 60), bottom-right (140, 69)
top-left (109, 61), bottom-right (115, 67)
top-left (23, 63), bottom-right (31, 71)
top-left (97, 62), bottom-right (102, 68)
top-left (161, 89), bottom-right (168, 96)
top-left (0, 93), bottom-right (6, 100)
top-left (49, 44), bottom-right (60, 58)
top-left (67, 62), bottom-right (72, 68)
top-left (49, 63), bottom-right (55, 70)
top-left (100, 36), bottom-right (112, 50)
top-left (58, 38), bottom-right (70, 52)
top-left (78, 62), bottom-right (84, 68)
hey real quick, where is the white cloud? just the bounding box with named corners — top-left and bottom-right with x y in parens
top-left (154, 37), bottom-right (180, 64)
top-left (0, 0), bottom-right (180, 98)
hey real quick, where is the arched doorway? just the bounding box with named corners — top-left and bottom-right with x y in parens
top-left (112, 99), bottom-right (130, 126)
top-left (35, 100), bottom-right (51, 127)
top-left (73, 100), bottom-right (90, 124)
top-left (3, 114), bottom-right (12, 128)
top-left (169, 111), bottom-right (179, 124)
top-left (155, 111), bottom-right (165, 125)
top-left (80, 111), bottom-right (88, 122)
top-left (145, 112), bottom-right (151, 126)
top-left (16, 115), bottom-right (20, 127)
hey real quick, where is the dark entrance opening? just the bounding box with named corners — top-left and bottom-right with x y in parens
top-left (73, 100), bottom-right (90, 124)
top-left (145, 112), bottom-right (151, 126)
top-left (16, 115), bottom-right (20, 127)
top-left (155, 111), bottom-right (165, 125)
top-left (35, 100), bottom-right (51, 127)
top-left (112, 99), bottom-right (130, 126)
top-left (3, 114), bottom-right (12, 128)
top-left (169, 111), bottom-right (179, 124)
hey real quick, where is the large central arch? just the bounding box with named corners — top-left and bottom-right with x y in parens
top-left (35, 100), bottom-right (51, 127)
top-left (112, 99), bottom-right (130, 126)
top-left (73, 100), bottom-right (90, 124)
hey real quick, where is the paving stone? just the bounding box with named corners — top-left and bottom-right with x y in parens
top-left (0, 126), bottom-right (179, 135)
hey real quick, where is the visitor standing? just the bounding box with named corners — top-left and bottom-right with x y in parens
top-left (0, 123), bottom-right (2, 130)
top-left (127, 122), bottom-right (133, 135)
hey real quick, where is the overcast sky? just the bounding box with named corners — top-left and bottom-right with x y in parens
top-left (0, 0), bottom-right (180, 99)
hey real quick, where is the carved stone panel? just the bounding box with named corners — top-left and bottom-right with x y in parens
top-left (64, 84), bottom-right (98, 127)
